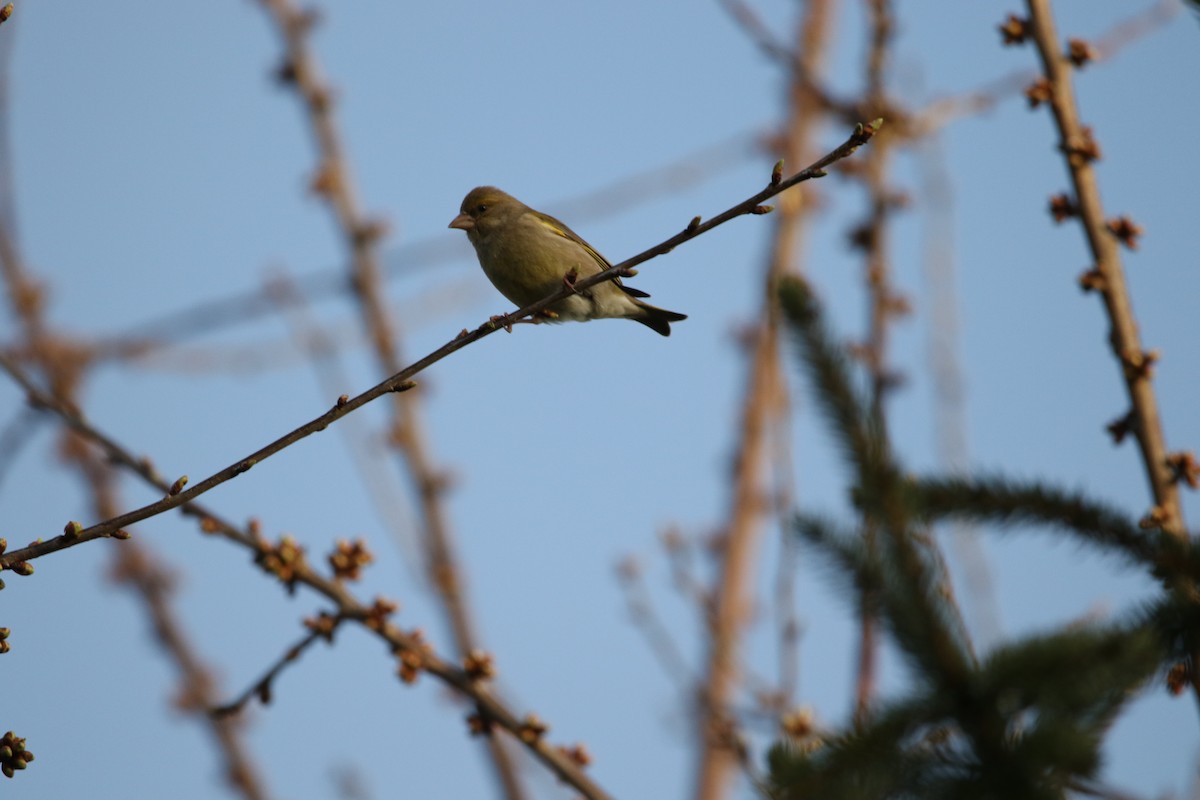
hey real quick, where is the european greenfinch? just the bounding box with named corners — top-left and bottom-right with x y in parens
top-left (449, 187), bottom-right (687, 336)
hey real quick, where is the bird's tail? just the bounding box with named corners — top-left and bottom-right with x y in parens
top-left (631, 301), bottom-right (688, 337)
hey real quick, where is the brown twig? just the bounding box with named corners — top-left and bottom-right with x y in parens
top-left (211, 617), bottom-right (342, 718)
top-left (905, 0), bottom-right (1180, 140)
top-left (0, 122), bottom-right (880, 572)
top-left (694, 3), bottom-right (837, 798)
top-left (1019, 0), bottom-right (1186, 536)
top-left (1019, 0), bottom-right (1195, 707)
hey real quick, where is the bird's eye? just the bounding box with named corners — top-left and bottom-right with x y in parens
top-left (475, 204), bottom-right (488, 214)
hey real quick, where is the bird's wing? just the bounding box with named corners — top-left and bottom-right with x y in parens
top-left (530, 210), bottom-right (652, 299)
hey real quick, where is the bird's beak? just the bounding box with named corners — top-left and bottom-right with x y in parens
top-left (448, 213), bottom-right (474, 231)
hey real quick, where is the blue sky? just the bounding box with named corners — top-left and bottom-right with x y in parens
top-left (2, 2), bottom-right (1199, 798)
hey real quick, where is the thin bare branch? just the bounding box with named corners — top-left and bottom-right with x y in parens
top-left (907, 0), bottom-right (1180, 139)
top-left (1021, 0), bottom-right (1195, 709)
top-left (0, 123), bottom-right (880, 571)
top-left (1021, 0), bottom-right (1186, 535)
top-left (211, 617), bottom-right (341, 718)
top-left (0, 406), bottom-right (41, 491)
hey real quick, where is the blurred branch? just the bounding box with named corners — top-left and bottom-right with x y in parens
top-left (89, 130), bottom-right (756, 362)
top-left (780, 275), bottom-right (976, 689)
top-left (694, 2), bottom-right (836, 798)
top-left (264, 271), bottom-right (423, 581)
top-left (0, 406), bottom-right (42, 491)
top-left (850, 0), bottom-right (904, 726)
top-left (0, 364), bottom-right (615, 799)
top-left (857, 0), bottom-right (902, 435)
top-left (111, 538), bottom-right (270, 799)
top-left (0, 53), bottom-right (269, 798)
top-left (0, 118), bottom-right (876, 800)
top-left (81, 426), bottom-right (267, 798)
top-left (119, 277), bottom-right (482, 376)
top-left (251, 1), bottom-right (524, 792)
top-left (916, 137), bottom-right (1004, 647)
top-left (545, 129), bottom-right (758, 222)
top-left (0, 122), bottom-right (880, 570)
top-left (1091, 0), bottom-right (1180, 58)
top-left (1067, 778), bottom-right (1148, 800)
top-left (616, 553), bottom-right (697, 696)
top-left (716, 0), bottom-right (850, 118)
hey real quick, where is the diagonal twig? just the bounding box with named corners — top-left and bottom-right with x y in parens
top-left (211, 615), bottom-right (343, 718)
top-left (1019, 0), bottom-right (1186, 537)
top-left (0, 121), bottom-right (880, 572)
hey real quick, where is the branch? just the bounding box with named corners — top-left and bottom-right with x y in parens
top-left (251, 0), bottom-right (496, 710)
top-left (0, 121), bottom-right (880, 572)
top-left (904, 0), bottom-right (1180, 140)
top-left (211, 615), bottom-right (342, 718)
top-left (1017, 0), bottom-right (1187, 535)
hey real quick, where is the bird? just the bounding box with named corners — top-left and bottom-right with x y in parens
top-left (449, 186), bottom-right (687, 336)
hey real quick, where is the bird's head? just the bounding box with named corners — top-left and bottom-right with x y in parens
top-left (448, 186), bottom-right (524, 243)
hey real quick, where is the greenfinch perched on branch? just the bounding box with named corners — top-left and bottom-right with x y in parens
top-left (449, 187), bottom-right (687, 336)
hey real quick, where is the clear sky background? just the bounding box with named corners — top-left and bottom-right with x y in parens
top-left (2, 2), bottom-right (1199, 799)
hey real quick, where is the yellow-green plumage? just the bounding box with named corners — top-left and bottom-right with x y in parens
top-left (449, 186), bottom-right (686, 336)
